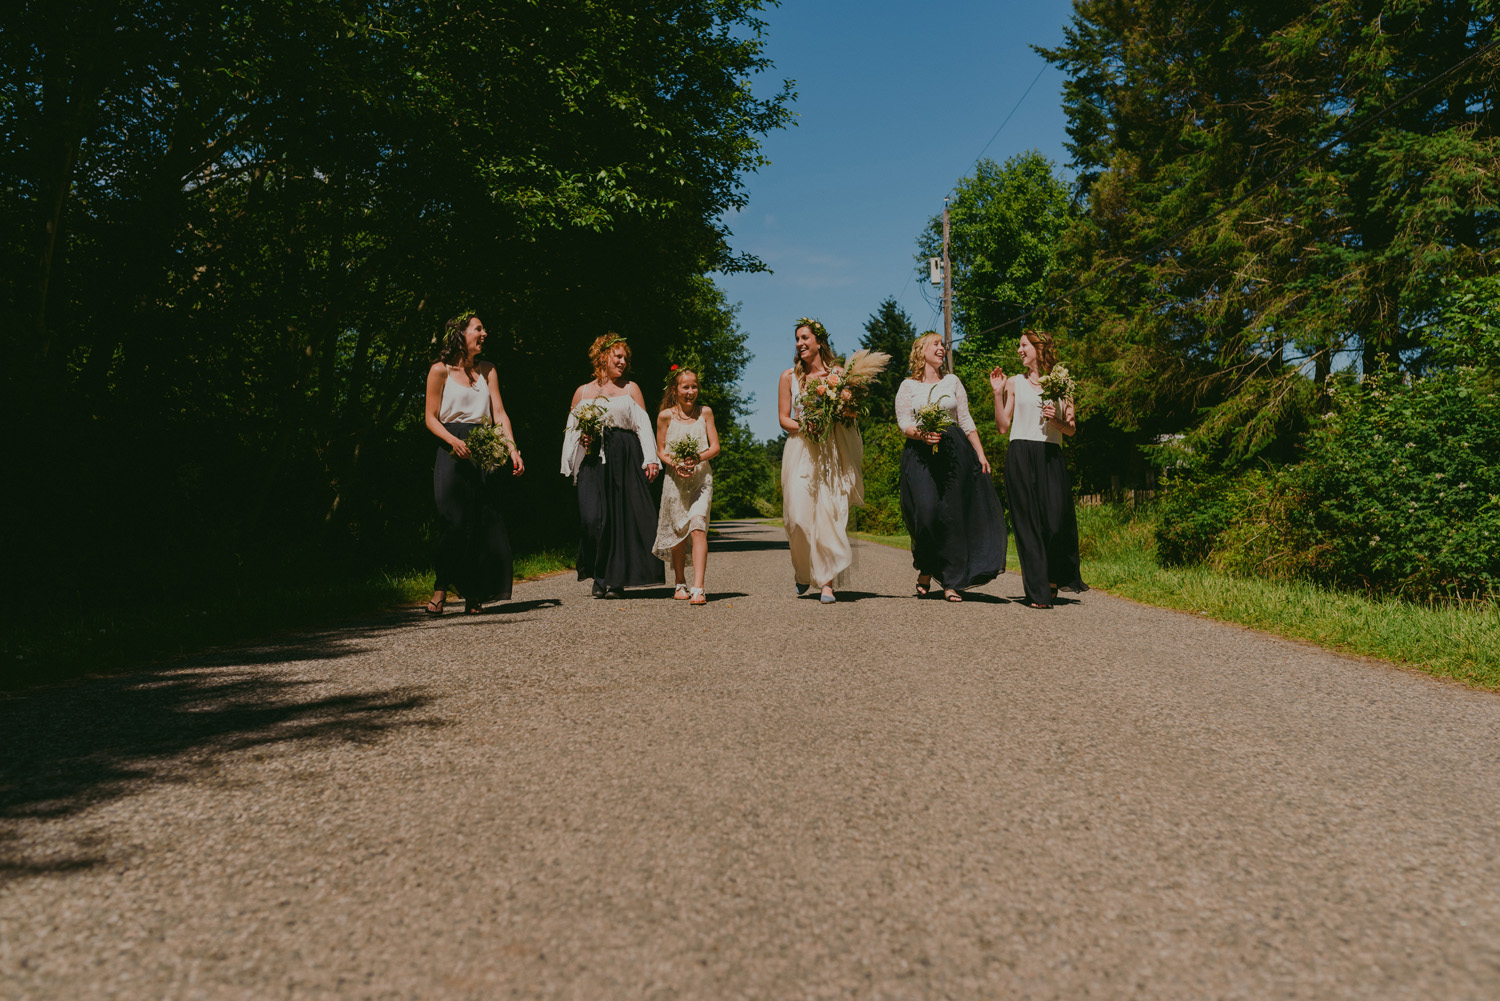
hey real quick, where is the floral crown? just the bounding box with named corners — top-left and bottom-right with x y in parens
top-left (796, 317), bottom-right (829, 341)
top-left (450, 307), bottom-right (480, 328)
top-left (599, 333), bottom-right (628, 351)
top-left (663, 354), bottom-right (704, 388)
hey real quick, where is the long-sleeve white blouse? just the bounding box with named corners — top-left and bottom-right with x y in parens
top-left (560, 393), bottom-right (658, 481)
top-left (895, 374), bottom-right (977, 435)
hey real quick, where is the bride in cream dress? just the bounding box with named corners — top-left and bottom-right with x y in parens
top-left (777, 318), bottom-right (864, 604)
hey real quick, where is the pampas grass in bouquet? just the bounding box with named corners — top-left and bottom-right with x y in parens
top-left (796, 349), bottom-right (892, 444)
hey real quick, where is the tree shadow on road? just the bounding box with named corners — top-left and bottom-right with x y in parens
top-left (0, 615), bottom-right (446, 878)
top-left (455, 597), bottom-right (565, 616)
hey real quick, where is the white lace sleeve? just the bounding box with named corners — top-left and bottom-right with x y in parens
top-left (630, 398), bottom-right (658, 467)
top-left (894, 379), bottom-right (917, 433)
top-left (560, 408), bottom-right (587, 481)
top-left (951, 375), bottom-right (977, 434)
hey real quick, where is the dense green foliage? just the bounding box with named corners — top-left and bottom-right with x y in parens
top-left (1036, 0), bottom-right (1500, 464)
top-left (1, 1), bottom-right (791, 606)
top-left (1155, 367), bottom-right (1500, 600)
top-left (915, 152), bottom-right (1072, 357)
top-left (858, 297), bottom-right (920, 426)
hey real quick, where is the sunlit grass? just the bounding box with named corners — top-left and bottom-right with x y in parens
top-left (1076, 504), bottom-right (1500, 690)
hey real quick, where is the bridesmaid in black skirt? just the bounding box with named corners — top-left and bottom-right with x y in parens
top-left (423, 310), bottom-right (525, 615)
top-left (896, 332), bottom-right (1006, 601)
top-left (561, 333), bottom-right (662, 597)
top-left (990, 329), bottom-right (1087, 609)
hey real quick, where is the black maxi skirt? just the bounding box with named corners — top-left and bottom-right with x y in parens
top-left (899, 425), bottom-right (1006, 590)
top-left (1004, 439), bottom-right (1088, 606)
top-left (575, 428), bottom-right (663, 589)
top-left (433, 422), bottom-right (514, 603)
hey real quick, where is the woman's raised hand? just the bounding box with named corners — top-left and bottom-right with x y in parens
top-left (988, 365), bottom-right (1007, 391)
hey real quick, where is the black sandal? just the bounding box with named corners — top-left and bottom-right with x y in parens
top-left (424, 598), bottom-right (445, 616)
top-left (944, 589), bottom-right (963, 602)
top-left (464, 601), bottom-right (484, 615)
top-left (915, 575), bottom-right (932, 597)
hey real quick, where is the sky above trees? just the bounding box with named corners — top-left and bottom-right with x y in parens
top-left (716, 0), bottom-right (1078, 438)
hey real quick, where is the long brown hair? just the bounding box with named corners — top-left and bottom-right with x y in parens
top-left (792, 318), bottom-right (837, 379)
top-left (1022, 329), bottom-right (1058, 375)
top-left (908, 331), bottom-right (942, 378)
top-left (658, 366), bottom-right (700, 415)
top-left (438, 310), bottom-right (480, 366)
top-left (589, 332), bottom-right (631, 380)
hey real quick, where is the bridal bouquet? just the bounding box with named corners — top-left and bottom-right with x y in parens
top-left (571, 397), bottom-right (610, 454)
top-left (667, 437), bottom-right (701, 468)
top-left (797, 349), bottom-right (891, 444)
top-left (462, 422), bottom-right (513, 474)
top-left (1037, 365), bottom-right (1075, 424)
top-left (910, 395), bottom-right (956, 453)
top-left (1037, 365), bottom-right (1075, 403)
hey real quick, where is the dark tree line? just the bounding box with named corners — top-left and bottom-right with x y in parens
top-left (1, 1), bottom-right (792, 599)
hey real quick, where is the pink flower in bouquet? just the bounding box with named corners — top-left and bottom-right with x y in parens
top-left (839, 388), bottom-right (851, 401)
top-left (814, 383), bottom-right (827, 396)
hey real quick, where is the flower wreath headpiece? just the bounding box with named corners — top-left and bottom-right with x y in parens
top-left (796, 317), bottom-right (828, 341)
top-left (663, 352), bottom-right (705, 388)
top-left (599, 333), bottom-right (628, 351)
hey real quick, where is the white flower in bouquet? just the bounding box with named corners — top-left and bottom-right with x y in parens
top-left (1036, 365), bottom-right (1076, 425)
top-left (571, 397), bottom-right (610, 454)
top-left (463, 422), bottom-right (513, 474)
top-left (910, 395), bottom-right (956, 453)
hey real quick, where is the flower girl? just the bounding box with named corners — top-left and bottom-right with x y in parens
top-left (654, 364), bottom-right (720, 604)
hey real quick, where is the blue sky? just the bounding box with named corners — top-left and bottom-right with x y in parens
top-left (716, 0), bottom-right (1080, 439)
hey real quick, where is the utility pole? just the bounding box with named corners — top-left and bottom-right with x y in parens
top-left (941, 197), bottom-right (953, 374)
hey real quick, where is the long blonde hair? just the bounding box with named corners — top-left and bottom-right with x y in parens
top-left (792, 318), bottom-right (837, 379)
top-left (588, 332), bottom-right (631, 380)
top-left (908, 331), bottom-right (942, 378)
top-left (1022, 329), bottom-right (1057, 374)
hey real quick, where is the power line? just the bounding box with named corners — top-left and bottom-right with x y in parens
top-left (970, 31), bottom-right (1500, 340)
top-left (973, 63), bottom-right (1050, 167)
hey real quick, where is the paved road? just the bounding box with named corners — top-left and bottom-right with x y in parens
top-left (3, 521), bottom-right (1499, 1000)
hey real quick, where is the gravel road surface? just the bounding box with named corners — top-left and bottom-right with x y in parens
top-left (3, 520), bottom-right (1498, 1000)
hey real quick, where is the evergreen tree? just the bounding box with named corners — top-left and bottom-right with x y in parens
top-left (1038, 0), bottom-right (1500, 465)
top-left (860, 296), bottom-right (918, 425)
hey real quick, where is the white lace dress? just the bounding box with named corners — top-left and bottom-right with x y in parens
top-left (653, 412), bottom-right (713, 561)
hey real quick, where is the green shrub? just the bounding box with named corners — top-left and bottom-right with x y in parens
top-left (1296, 368), bottom-right (1500, 599)
top-left (1152, 474), bottom-right (1239, 566)
top-left (852, 424), bottom-right (907, 535)
top-left (1154, 367), bottom-right (1500, 602)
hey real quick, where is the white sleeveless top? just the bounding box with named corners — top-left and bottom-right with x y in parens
top-left (1008, 374), bottom-right (1062, 445)
top-left (439, 367), bottom-right (491, 423)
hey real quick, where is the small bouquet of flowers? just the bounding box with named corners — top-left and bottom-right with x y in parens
top-left (910, 395), bottom-right (956, 453)
top-left (1037, 365), bottom-right (1076, 425)
top-left (462, 422), bottom-right (513, 474)
top-left (797, 349), bottom-right (891, 444)
top-left (667, 436), bottom-right (701, 469)
top-left (571, 397), bottom-right (610, 454)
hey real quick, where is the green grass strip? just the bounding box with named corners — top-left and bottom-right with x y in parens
top-left (1075, 505), bottom-right (1499, 690)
